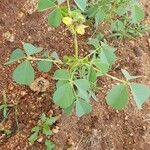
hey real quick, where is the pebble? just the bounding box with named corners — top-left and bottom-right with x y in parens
top-left (37, 136), bottom-right (43, 143)
top-left (3, 31), bottom-right (15, 42)
top-left (52, 126), bottom-right (59, 134)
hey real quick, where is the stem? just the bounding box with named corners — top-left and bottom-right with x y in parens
top-left (66, 0), bottom-right (79, 58)
top-left (86, 64), bottom-right (125, 83)
top-left (106, 74), bottom-right (125, 83)
top-left (27, 57), bottom-right (62, 68)
top-left (66, 0), bottom-right (71, 14)
top-left (74, 32), bottom-right (79, 58)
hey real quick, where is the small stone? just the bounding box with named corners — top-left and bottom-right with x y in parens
top-left (52, 128), bottom-right (59, 134)
top-left (3, 31), bottom-right (15, 42)
top-left (20, 91), bottom-right (27, 96)
top-left (130, 133), bottom-right (134, 136)
top-left (125, 116), bottom-right (128, 120)
top-left (37, 136), bottom-right (43, 143)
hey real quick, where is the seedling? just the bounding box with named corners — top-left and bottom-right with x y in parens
top-left (28, 113), bottom-right (57, 149)
top-left (0, 91), bottom-right (14, 119)
top-left (5, 0), bottom-right (150, 117)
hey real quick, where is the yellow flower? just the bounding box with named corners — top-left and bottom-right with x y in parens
top-left (62, 17), bottom-right (73, 26)
top-left (75, 25), bottom-right (88, 35)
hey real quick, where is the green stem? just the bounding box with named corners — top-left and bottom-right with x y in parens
top-left (66, 0), bottom-right (79, 58)
top-left (74, 32), bottom-right (79, 58)
top-left (86, 64), bottom-right (125, 83)
top-left (66, 0), bottom-right (71, 14)
top-left (27, 57), bottom-right (62, 68)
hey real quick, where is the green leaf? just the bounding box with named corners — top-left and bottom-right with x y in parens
top-left (45, 140), bottom-right (55, 150)
top-left (56, 80), bottom-right (68, 88)
top-left (28, 128), bottom-right (39, 145)
top-left (48, 8), bottom-right (62, 27)
top-left (74, 79), bottom-right (90, 91)
top-left (106, 84), bottom-right (129, 110)
top-left (46, 117), bottom-right (58, 125)
top-left (23, 43), bottom-right (42, 56)
top-left (5, 49), bottom-right (26, 65)
top-left (130, 83), bottom-right (150, 109)
top-left (51, 51), bottom-right (59, 60)
top-left (121, 69), bottom-right (142, 80)
top-left (76, 100), bottom-right (92, 117)
top-left (74, 0), bottom-right (87, 11)
top-left (117, 5), bottom-right (127, 16)
top-left (87, 38), bottom-right (100, 48)
top-left (53, 83), bottom-right (74, 108)
top-left (86, 5), bottom-right (98, 18)
top-left (93, 59), bottom-right (109, 75)
top-left (95, 9), bottom-right (105, 26)
top-left (38, 60), bottom-right (52, 72)
top-left (100, 43), bottom-right (116, 66)
top-left (53, 69), bottom-right (71, 80)
top-left (75, 79), bottom-right (90, 101)
top-left (64, 104), bottom-right (74, 115)
top-left (38, 0), bottom-right (56, 11)
top-left (111, 20), bottom-right (125, 32)
top-left (88, 66), bottom-right (97, 83)
top-left (131, 4), bottom-right (145, 24)
top-left (13, 61), bottom-right (34, 85)
top-left (43, 124), bottom-right (53, 136)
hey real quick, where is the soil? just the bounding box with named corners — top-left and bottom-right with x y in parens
top-left (0, 0), bottom-right (150, 150)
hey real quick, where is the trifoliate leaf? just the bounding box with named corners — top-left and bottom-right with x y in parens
top-left (106, 84), bottom-right (129, 110)
top-left (76, 100), bottom-right (92, 117)
top-left (5, 49), bottom-right (26, 65)
top-left (38, 0), bottom-right (56, 12)
top-left (38, 60), bottom-right (52, 72)
top-left (74, 0), bottom-right (87, 11)
top-left (53, 83), bottom-right (74, 108)
top-left (23, 43), bottom-right (42, 56)
top-left (131, 4), bottom-right (145, 24)
top-left (130, 83), bottom-right (150, 109)
top-left (53, 69), bottom-right (71, 80)
top-left (13, 61), bottom-right (34, 85)
top-left (48, 8), bottom-right (62, 27)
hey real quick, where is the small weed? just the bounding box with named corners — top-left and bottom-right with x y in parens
top-left (28, 114), bottom-right (58, 149)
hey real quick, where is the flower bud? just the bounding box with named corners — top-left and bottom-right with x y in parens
top-left (75, 25), bottom-right (88, 35)
top-left (63, 17), bottom-right (73, 26)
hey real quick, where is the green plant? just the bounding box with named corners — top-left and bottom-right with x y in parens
top-left (0, 92), bottom-right (13, 119)
top-left (28, 114), bottom-right (57, 149)
top-left (86, 0), bottom-right (149, 39)
top-left (0, 92), bottom-right (19, 136)
top-left (5, 0), bottom-right (150, 117)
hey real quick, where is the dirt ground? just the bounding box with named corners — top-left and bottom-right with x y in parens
top-left (0, 0), bottom-right (150, 150)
